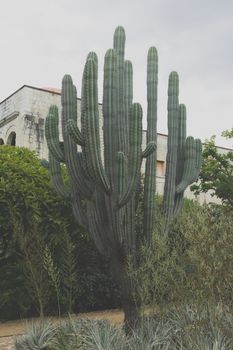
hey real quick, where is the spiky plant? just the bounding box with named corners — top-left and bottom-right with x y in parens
top-left (14, 320), bottom-right (57, 350)
top-left (44, 26), bottom-right (202, 332)
top-left (82, 319), bottom-right (127, 350)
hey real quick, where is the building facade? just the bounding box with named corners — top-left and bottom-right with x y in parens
top-left (0, 85), bottom-right (229, 203)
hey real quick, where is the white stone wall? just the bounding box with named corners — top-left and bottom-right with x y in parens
top-left (0, 85), bottom-right (230, 204)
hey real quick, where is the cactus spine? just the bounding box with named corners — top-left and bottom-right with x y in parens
top-left (44, 26), bottom-right (202, 331)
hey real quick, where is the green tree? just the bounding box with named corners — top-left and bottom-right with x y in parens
top-left (0, 145), bottom-right (120, 320)
top-left (191, 130), bottom-right (233, 207)
top-left (0, 146), bottom-right (75, 318)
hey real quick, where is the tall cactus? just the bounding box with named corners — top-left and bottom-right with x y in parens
top-left (44, 26), bottom-right (202, 332)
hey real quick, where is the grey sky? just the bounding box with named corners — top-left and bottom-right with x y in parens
top-left (0, 0), bottom-right (232, 147)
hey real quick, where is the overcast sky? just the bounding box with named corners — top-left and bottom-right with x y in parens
top-left (0, 0), bottom-right (232, 148)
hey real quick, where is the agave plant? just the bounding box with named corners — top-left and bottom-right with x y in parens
top-left (168, 303), bottom-right (233, 349)
top-left (81, 319), bottom-right (127, 350)
top-left (51, 317), bottom-right (84, 350)
top-left (14, 320), bottom-right (57, 350)
top-left (127, 316), bottom-right (173, 350)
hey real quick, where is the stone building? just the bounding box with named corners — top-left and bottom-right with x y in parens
top-left (0, 84), bottom-right (229, 203)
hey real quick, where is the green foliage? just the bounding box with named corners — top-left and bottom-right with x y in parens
top-left (82, 320), bottom-right (127, 350)
top-left (0, 145), bottom-right (120, 320)
top-left (14, 320), bottom-right (57, 350)
top-left (191, 131), bottom-right (233, 207)
top-left (176, 203), bottom-right (233, 305)
top-left (14, 218), bottom-right (51, 318)
top-left (43, 245), bottom-right (61, 317)
top-left (222, 128), bottom-right (233, 139)
top-left (0, 145), bottom-right (61, 318)
top-left (59, 231), bottom-right (79, 314)
top-left (129, 199), bottom-right (233, 310)
top-left (14, 304), bottom-right (233, 349)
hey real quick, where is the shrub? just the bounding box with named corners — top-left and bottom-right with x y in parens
top-left (129, 199), bottom-right (233, 310)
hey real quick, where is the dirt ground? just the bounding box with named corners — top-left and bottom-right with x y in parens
top-left (0, 309), bottom-right (124, 349)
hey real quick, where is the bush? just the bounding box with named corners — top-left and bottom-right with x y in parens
top-left (129, 199), bottom-right (233, 310)
top-left (0, 146), bottom-right (119, 320)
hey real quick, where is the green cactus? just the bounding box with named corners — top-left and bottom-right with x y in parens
top-left (163, 73), bottom-right (202, 225)
top-left (44, 26), bottom-right (202, 332)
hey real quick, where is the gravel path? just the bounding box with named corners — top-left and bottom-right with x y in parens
top-left (0, 336), bottom-right (14, 350)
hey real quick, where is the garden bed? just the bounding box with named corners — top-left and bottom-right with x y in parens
top-left (0, 309), bottom-right (124, 349)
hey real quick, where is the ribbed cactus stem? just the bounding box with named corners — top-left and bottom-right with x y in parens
top-left (124, 59), bottom-right (133, 155)
top-left (172, 104), bottom-right (187, 217)
top-left (119, 103), bottom-right (143, 207)
top-left (49, 153), bottom-right (70, 198)
top-left (163, 71), bottom-right (179, 222)
top-left (114, 26), bottom-right (127, 154)
top-left (45, 105), bottom-right (64, 162)
top-left (61, 74), bottom-right (93, 199)
top-left (143, 47), bottom-right (158, 241)
top-left (103, 49), bottom-right (118, 188)
top-left (85, 58), bottom-right (110, 193)
top-left (66, 119), bottom-right (84, 146)
top-left (176, 136), bottom-right (201, 194)
top-left (142, 141), bottom-right (157, 158)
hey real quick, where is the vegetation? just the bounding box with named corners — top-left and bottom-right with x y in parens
top-left (14, 303), bottom-right (233, 349)
top-left (13, 199), bottom-right (233, 348)
top-left (129, 200), bottom-right (233, 311)
top-left (1, 23), bottom-right (232, 347)
top-left (191, 129), bottom-right (233, 207)
top-left (44, 25), bottom-right (202, 331)
top-left (0, 145), bottom-right (119, 320)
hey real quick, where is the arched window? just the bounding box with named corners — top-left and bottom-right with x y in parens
top-left (7, 132), bottom-right (16, 146)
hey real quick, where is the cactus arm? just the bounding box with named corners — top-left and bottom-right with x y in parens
top-left (194, 139), bottom-right (202, 180)
top-left (142, 141), bottom-right (157, 158)
top-left (172, 104), bottom-right (187, 216)
top-left (176, 104), bottom-right (187, 182)
top-left (116, 152), bottom-right (127, 244)
top-left (103, 48), bottom-right (118, 188)
top-left (163, 72), bottom-right (179, 223)
top-left (124, 59), bottom-right (133, 156)
top-left (70, 183), bottom-right (88, 229)
top-left (176, 136), bottom-right (197, 194)
top-left (118, 103), bottom-right (143, 208)
top-left (176, 137), bottom-right (202, 194)
top-left (61, 75), bottom-right (93, 199)
top-left (84, 58), bottom-right (111, 193)
top-left (113, 26), bottom-right (127, 153)
top-left (87, 199), bottom-right (111, 256)
top-left (45, 105), bottom-right (64, 162)
top-left (48, 153), bottom-right (70, 198)
top-left (66, 119), bottom-right (85, 146)
top-left (143, 47), bottom-right (158, 241)
top-left (117, 152), bottom-right (126, 197)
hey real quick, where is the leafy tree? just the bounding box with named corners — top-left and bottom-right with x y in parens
top-left (0, 145), bottom-right (119, 320)
top-left (191, 130), bottom-right (233, 207)
top-left (0, 146), bottom-right (70, 317)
